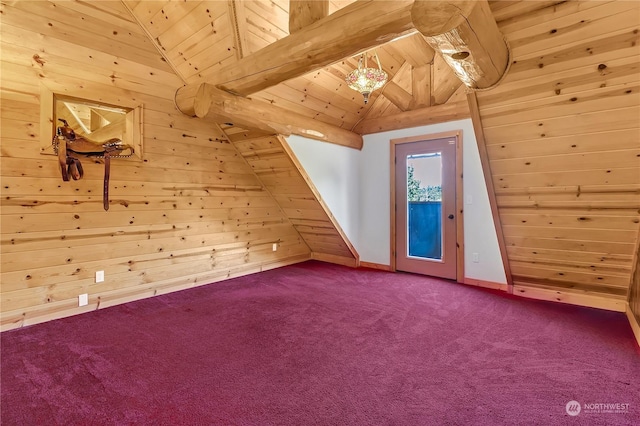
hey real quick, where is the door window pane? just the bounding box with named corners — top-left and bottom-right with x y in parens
top-left (406, 152), bottom-right (442, 260)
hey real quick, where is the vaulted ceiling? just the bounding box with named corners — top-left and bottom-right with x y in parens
top-left (117, 0), bottom-right (640, 305)
top-left (121, 0), bottom-right (497, 134)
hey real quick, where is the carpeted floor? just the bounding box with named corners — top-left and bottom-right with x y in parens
top-left (2, 261), bottom-right (639, 425)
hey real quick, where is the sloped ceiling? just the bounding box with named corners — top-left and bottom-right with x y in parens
top-left (123, 0), bottom-right (465, 131)
top-left (121, 0), bottom-right (640, 305)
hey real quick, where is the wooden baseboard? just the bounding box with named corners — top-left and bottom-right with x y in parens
top-left (359, 262), bottom-right (392, 271)
top-left (463, 278), bottom-right (508, 291)
top-left (513, 284), bottom-right (627, 313)
top-left (0, 254), bottom-right (310, 332)
top-left (311, 252), bottom-right (358, 267)
top-left (626, 305), bottom-right (640, 348)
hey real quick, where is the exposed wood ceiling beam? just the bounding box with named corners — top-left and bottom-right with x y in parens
top-left (391, 32), bottom-right (435, 67)
top-left (175, 0), bottom-right (507, 100)
top-left (178, 83), bottom-right (363, 149)
top-left (174, 0), bottom-right (509, 145)
top-left (411, 64), bottom-right (431, 108)
top-left (289, 0), bottom-right (329, 34)
top-left (205, 0), bottom-right (414, 96)
top-left (353, 101), bottom-right (470, 135)
top-left (381, 81), bottom-right (413, 112)
top-left (413, 0), bottom-right (509, 89)
top-left (379, 63), bottom-right (414, 112)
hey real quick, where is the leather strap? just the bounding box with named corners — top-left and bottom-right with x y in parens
top-left (103, 152), bottom-right (111, 211)
top-left (57, 136), bottom-right (69, 181)
top-left (67, 156), bottom-right (83, 181)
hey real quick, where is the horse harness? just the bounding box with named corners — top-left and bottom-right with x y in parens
top-left (53, 119), bottom-right (134, 211)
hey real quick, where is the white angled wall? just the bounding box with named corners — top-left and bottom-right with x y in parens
top-left (286, 135), bottom-right (361, 248)
top-left (285, 118), bottom-right (506, 284)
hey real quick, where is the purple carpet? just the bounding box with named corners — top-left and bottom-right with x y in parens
top-left (2, 261), bottom-right (639, 425)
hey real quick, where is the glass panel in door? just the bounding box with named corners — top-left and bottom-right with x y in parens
top-left (406, 152), bottom-right (443, 261)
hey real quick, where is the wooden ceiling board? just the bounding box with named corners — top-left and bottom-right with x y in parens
top-left (488, 0), bottom-right (565, 23)
top-left (361, 94), bottom-right (395, 122)
top-left (176, 34), bottom-right (236, 81)
top-left (247, 0), bottom-right (289, 31)
top-left (304, 67), bottom-right (371, 105)
top-left (495, 1), bottom-right (612, 34)
top-left (130, 1), bottom-right (167, 25)
top-left (57, 1), bottom-right (142, 33)
top-left (143, 1), bottom-right (201, 38)
top-left (431, 53), bottom-right (462, 105)
top-left (507, 1), bottom-right (639, 59)
top-left (447, 85), bottom-right (468, 104)
top-left (277, 81), bottom-right (362, 125)
top-left (253, 85), bottom-right (352, 128)
top-left (282, 77), bottom-right (367, 122)
top-left (4, 0), bottom-right (170, 72)
top-left (244, 0), bottom-right (289, 47)
top-left (156, 2), bottom-right (229, 52)
top-left (164, 23), bottom-right (225, 74)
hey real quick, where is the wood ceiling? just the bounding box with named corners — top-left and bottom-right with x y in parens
top-left (123, 0), bottom-right (475, 133)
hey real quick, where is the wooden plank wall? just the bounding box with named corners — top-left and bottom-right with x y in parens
top-left (475, 0), bottom-right (640, 307)
top-left (122, 0), bottom-right (237, 82)
top-left (225, 128), bottom-right (359, 267)
top-left (0, 1), bottom-right (311, 330)
top-left (630, 241), bottom-right (640, 324)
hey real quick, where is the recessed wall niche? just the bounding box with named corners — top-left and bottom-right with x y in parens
top-left (40, 86), bottom-right (143, 160)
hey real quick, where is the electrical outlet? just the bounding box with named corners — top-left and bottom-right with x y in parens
top-left (272, 243), bottom-right (278, 252)
top-left (95, 270), bottom-right (105, 283)
top-left (79, 293), bottom-right (88, 307)
top-left (472, 253), bottom-right (479, 263)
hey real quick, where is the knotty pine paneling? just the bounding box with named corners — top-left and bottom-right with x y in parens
top-left (0, 1), bottom-right (310, 330)
top-left (226, 129), bottom-right (359, 266)
top-left (124, 0), bottom-right (237, 82)
top-left (630, 240), bottom-right (640, 324)
top-left (475, 0), bottom-right (640, 299)
top-left (125, 0), bottom-right (425, 133)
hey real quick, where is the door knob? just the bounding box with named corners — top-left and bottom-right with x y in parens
top-left (448, 214), bottom-right (454, 219)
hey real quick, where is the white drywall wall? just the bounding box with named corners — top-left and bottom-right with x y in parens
top-left (286, 118), bottom-right (506, 284)
top-left (286, 135), bottom-right (361, 248)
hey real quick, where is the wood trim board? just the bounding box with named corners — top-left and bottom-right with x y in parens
top-left (466, 91), bottom-right (514, 289)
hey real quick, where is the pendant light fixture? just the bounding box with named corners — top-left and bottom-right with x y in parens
top-left (345, 51), bottom-right (388, 104)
